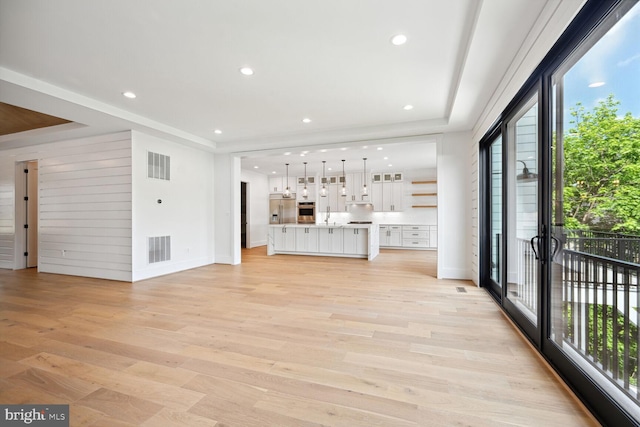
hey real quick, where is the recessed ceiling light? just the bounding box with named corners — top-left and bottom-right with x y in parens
top-left (320, 149), bottom-right (327, 153)
top-left (377, 147), bottom-right (383, 151)
top-left (284, 152), bottom-right (291, 156)
top-left (384, 157), bottom-right (388, 160)
top-left (388, 164), bottom-right (393, 167)
top-left (254, 166), bottom-right (259, 169)
top-left (340, 147), bottom-right (347, 151)
top-left (214, 129), bottom-right (222, 134)
top-left (239, 67), bottom-right (254, 76)
top-left (391, 34), bottom-right (407, 46)
top-left (588, 81), bottom-right (605, 88)
top-left (302, 118), bottom-right (311, 123)
top-left (328, 167), bottom-right (333, 171)
top-left (300, 153), bottom-right (305, 157)
top-left (403, 104), bottom-right (414, 110)
top-left (122, 91), bottom-right (136, 99)
top-left (363, 145), bottom-right (368, 149)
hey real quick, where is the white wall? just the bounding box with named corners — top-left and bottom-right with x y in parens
top-left (214, 154), bottom-right (241, 265)
top-left (240, 169), bottom-right (269, 248)
top-left (438, 131), bottom-right (473, 280)
top-left (0, 132), bottom-right (133, 281)
top-left (131, 131), bottom-right (215, 281)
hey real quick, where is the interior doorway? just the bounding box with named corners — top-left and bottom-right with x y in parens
top-left (241, 181), bottom-right (247, 249)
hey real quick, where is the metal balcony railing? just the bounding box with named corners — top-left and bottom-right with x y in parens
top-left (565, 229), bottom-right (640, 264)
top-left (558, 248), bottom-right (639, 403)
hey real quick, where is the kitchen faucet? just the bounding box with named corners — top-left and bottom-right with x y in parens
top-left (324, 206), bottom-right (330, 225)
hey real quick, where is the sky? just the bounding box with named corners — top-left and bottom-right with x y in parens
top-left (563, 2), bottom-right (640, 128)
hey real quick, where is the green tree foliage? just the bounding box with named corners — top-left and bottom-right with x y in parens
top-left (563, 95), bottom-right (640, 233)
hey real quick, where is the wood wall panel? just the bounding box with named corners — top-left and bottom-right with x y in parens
top-left (0, 180), bottom-right (15, 266)
top-left (37, 135), bottom-right (132, 281)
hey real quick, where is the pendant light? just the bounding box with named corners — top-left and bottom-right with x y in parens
top-left (283, 163), bottom-right (291, 198)
top-left (341, 160), bottom-right (347, 197)
top-left (320, 161), bottom-right (327, 197)
top-left (302, 162), bottom-right (308, 199)
top-left (362, 157), bottom-right (368, 197)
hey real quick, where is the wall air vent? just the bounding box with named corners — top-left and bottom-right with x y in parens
top-left (148, 236), bottom-right (171, 263)
top-left (147, 151), bottom-right (171, 180)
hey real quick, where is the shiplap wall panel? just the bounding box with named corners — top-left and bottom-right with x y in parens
top-left (41, 193), bottom-right (132, 204)
top-left (0, 183), bottom-right (15, 266)
top-left (36, 133), bottom-right (132, 281)
top-left (40, 234), bottom-right (132, 246)
top-left (42, 202), bottom-right (132, 212)
top-left (41, 157), bottom-right (131, 174)
top-left (40, 184), bottom-right (131, 197)
top-left (40, 210), bottom-right (131, 220)
top-left (40, 226), bottom-right (131, 238)
top-left (39, 262), bottom-right (131, 282)
top-left (39, 174), bottom-right (131, 189)
top-left (41, 166), bottom-right (132, 182)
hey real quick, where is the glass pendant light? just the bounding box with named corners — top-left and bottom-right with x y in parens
top-left (320, 161), bottom-right (328, 197)
top-left (283, 163), bottom-right (291, 198)
top-left (341, 160), bottom-right (347, 197)
top-left (302, 162), bottom-right (308, 199)
top-left (362, 157), bottom-right (368, 197)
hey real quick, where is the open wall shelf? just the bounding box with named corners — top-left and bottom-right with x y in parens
top-left (411, 180), bottom-right (437, 208)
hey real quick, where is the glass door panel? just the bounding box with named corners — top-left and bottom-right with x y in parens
top-left (506, 96), bottom-right (539, 326)
top-left (489, 137), bottom-right (503, 288)
top-left (549, 2), bottom-right (640, 418)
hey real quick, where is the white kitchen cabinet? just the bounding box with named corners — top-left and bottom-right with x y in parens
top-left (402, 225), bottom-right (428, 248)
top-left (345, 173), bottom-right (371, 203)
top-left (318, 227), bottom-right (343, 253)
top-left (269, 176), bottom-right (283, 193)
top-left (343, 228), bottom-right (368, 255)
top-left (295, 227), bottom-right (318, 252)
top-left (273, 226), bottom-right (296, 251)
top-left (371, 172), bottom-right (403, 211)
top-left (318, 181), bottom-right (346, 213)
top-left (379, 225), bottom-right (402, 247)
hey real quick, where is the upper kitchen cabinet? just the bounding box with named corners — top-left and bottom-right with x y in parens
top-left (371, 172), bottom-right (403, 211)
top-left (344, 172), bottom-right (371, 203)
top-left (297, 175), bottom-right (316, 201)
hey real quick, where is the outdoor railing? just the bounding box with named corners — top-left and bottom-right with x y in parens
top-left (565, 229), bottom-right (640, 264)
top-left (558, 248), bottom-right (639, 402)
top-left (503, 232), bottom-right (639, 404)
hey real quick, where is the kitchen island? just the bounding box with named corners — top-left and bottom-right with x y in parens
top-left (268, 224), bottom-right (379, 260)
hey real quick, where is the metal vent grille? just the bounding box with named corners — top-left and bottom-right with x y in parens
top-left (148, 236), bottom-right (171, 263)
top-left (147, 151), bottom-right (171, 180)
top-left (456, 287), bottom-right (467, 293)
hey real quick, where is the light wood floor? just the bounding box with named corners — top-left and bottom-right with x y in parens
top-left (0, 247), bottom-right (599, 426)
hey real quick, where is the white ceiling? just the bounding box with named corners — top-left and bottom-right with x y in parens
top-left (0, 0), bottom-right (583, 176)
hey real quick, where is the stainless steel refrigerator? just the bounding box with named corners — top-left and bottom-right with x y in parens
top-left (269, 194), bottom-right (296, 224)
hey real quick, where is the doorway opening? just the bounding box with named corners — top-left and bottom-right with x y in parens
top-left (241, 181), bottom-right (248, 249)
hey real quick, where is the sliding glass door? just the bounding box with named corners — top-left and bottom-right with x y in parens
top-left (504, 94), bottom-right (541, 340)
top-left (480, 1), bottom-right (639, 424)
top-left (548, 1), bottom-right (640, 420)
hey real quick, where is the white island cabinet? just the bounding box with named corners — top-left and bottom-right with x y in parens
top-left (273, 226), bottom-right (296, 251)
top-left (268, 224), bottom-right (378, 260)
top-left (318, 227), bottom-right (343, 254)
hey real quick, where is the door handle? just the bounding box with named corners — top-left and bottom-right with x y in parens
top-left (530, 236), bottom-right (540, 260)
top-left (551, 235), bottom-right (561, 259)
